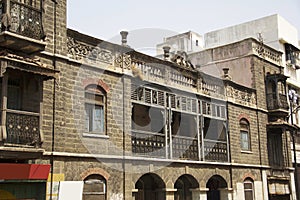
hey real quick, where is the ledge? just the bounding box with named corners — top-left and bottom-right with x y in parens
top-left (241, 150), bottom-right (253, 154)
top-left (82, 133), bottom-right (109, 139)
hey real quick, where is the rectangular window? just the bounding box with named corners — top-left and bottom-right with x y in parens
top-left (240, 131), bottom-right (250, 151)
top-left (268, 133), bottom-right (283, 167)
top-left (7, 78), bottom-right (21, 110)
top-left (85, 104), bottom-right (104, 133)
top-left (203, 118), bottom-right (226, 141)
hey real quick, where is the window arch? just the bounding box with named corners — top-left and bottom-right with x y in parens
top-left (83, 174), bottom-right (106, 200)
top-left (240, 118), bottom-right (251, 151)
top-left (244, 178), bottom-right (254, 200)
top-left (84, 84), bottom-right (106, 134)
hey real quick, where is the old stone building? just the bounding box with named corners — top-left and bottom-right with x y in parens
top-left (0, 1), bottom-right (297, 200)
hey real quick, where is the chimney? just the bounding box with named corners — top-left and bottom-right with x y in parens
top-left (120, 31), bottom-right (129, 46)
top-left (163, 46), bottom-right (171, 60)
top-left (222, 68), bottom-right (231, 80)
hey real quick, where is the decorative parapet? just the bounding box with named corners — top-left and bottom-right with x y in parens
top-left (67, 37), bottom-right (113, 64)
top-left (198, 75), bottom-right (225, 99)
top-left (130, 57), bottom-right (226, 98)
top-left (252, 42), bottom-right (282, 66)
top-left (225, 81), bottom-right (256, 107)
top-left (131, 58), bottom-right (197, 89)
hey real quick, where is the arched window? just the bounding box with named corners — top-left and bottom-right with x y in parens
top-left (244, 178), bottom-right (254, 200)
top-left (240, 119), bottom-right (251, 151)
top-left (83, 174), bottom-right (106, 200)
top-left (85, 85), bottom-right (106, 134)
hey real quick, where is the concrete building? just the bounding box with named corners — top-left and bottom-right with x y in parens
top-left (0, 1), bottom-right (297, 200)
top-left (156, 31), bottom-right (203, 58)
top-left (157, 14), bottom-right (300, 199)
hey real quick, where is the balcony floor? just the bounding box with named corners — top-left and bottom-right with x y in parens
top-left (0, 145), bottom-right (44, 160)
top-left (0, 31), bottom-right (46, 54)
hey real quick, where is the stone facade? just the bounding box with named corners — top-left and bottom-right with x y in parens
top-left (0, 1), bottom-right (297, 200)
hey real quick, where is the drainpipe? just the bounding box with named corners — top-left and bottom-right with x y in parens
top-left (50, 0), bottom-right (58, 200)
top-left (289, 91), bottom-right (299, 200)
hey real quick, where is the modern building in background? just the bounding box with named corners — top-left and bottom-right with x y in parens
top-left (0, 1), bottom-right (299, 200)
top-left (158, 14), bottom-right (300, 199)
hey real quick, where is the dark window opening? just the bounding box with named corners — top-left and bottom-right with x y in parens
top-left (84, 85), bottom-right (106, 134)
top-left (171, 112), bottom-right (196, 137)
top-left (132, 104), bottom-right (164, 133)
top-left (83, 174), bottom-right (106, 200)
top-left (244, 178), bottom-right (254, 200)
top-left (240, 119), bottom-right (251, 151)
top-left (203, 118), bottom-right (226, 141)
top-left (268, 132), bottom-right (284, 167)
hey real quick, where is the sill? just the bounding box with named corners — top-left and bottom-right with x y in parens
top-left (241, 150), bottom-right (253, 154)
top-left (82, 133), bottom-right (109, 139)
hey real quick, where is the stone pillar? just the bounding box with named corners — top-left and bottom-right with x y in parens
top-left (219, 188), bottom-right (233, 200)
top-left (262, 170), bottom-right (269, 200)
top-left (190, 188), bottom-right (209, 200)
top-left (131, 189), bottom-right (138, 200)
top-left (290, 171), bottom-right (297, 200)
top-left (165, 188), bottom-right (176, 200)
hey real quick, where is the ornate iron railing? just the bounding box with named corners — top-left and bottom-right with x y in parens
top-left (172, 135), bottom-right (198, 160)
top-left (267, 93), bottom-right (289, 110)
top-left (131, 130), bottom-right (166, 158)
top-left (203, 139), bottom-right (228, 162)
top-left (5, 109), bottom-right (41, 146)
top-left (0, 0), bottom-right (44, 40)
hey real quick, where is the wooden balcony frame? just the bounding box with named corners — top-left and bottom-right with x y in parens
top-left (0, 0), bottom-right (45, 53)
top-left (0, 71), bottom-right (44, 160)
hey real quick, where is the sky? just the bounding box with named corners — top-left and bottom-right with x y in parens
top-left (67, 0), bottom-right (300, 52)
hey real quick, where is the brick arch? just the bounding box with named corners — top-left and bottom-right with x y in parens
top-left (238, 114), bottom-right (250, 122)
top-left (80, 168), bottom-right (110, 181)
top-left (202, 171), bottom-right (230, 187)
top-left (242, 173), bottom-right (256, 182)
top-left (174, 174), bottom-right (200, 188)
top-left (82, 78), bottom-right (110, 93)
top-left (133, 172), bottom-right (166, 188)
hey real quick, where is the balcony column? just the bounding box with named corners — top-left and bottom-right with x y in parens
top-left (219, 188), bottom-right (233, 200)
top-left (165, 188), bottom-right (176, 200)
top-left (1, 0), bottom-right (10, 31)
top-left (190, 188), bottom-right (208, 200)
top-left (38, 78), bottom-right (44, 144)
top-left (0, 71), bottom-right (7, 142)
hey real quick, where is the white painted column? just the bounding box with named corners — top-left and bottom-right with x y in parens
top-left (165, 188), bottom-right (176, 200)
top-left (254, 181), bottom-right (264, 200)
top-left (219, 188), bottom-right (233, 200)
top-left (262, 170), bottom-right (269, 200)
top-left (290, 172), bottom-right (297, 200)
top-left (190, 188), bottom-right (209, 200)
top-left (236, 182), bottom-right (244, 200)
top-left (132, 189), bottom-right (138, 200)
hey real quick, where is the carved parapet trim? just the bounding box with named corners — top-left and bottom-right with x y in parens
top-left (67, 37), bottom-right (113, 64)
top-left (0, 61), bottom-right (7, 77)
top-left (252, 42), bottom-right (282, 66)
top-left (225, 84), bottom-right (257, 106)
top-left (114, 53), bottom-right (131, 70)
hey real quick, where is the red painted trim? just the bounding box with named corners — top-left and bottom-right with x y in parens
top-left (82, 78), bottom-right (110, 93)
top-left (238, 113), bottom-right (250, 122)
top-left (0, 164), bottom-right (50, 180)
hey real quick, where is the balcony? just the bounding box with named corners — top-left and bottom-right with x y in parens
top-left (204, 139), bottom-right (228, 162)
top-left (131, 130), bottom-right (228, 162)
top-left (0, 109), bottom-right (43, 159)
top-left (5, 109), bottom-right (41, 146)
top-left (267, 93), bottom-right (289, 111)
top-left (0, 0), bottom-right (45, 53)
top-left (131, 130), bottom-right (166, 158)
top-left (172, 135), bottom-right (198, 160)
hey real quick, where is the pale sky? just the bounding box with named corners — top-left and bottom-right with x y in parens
top-left (67, 0), bottom-right (300, 51)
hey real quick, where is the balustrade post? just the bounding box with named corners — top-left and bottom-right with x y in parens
top-left (2, 0), bottom-right (10, 31)
top-left (1, 72), bottom-right (8, 141)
